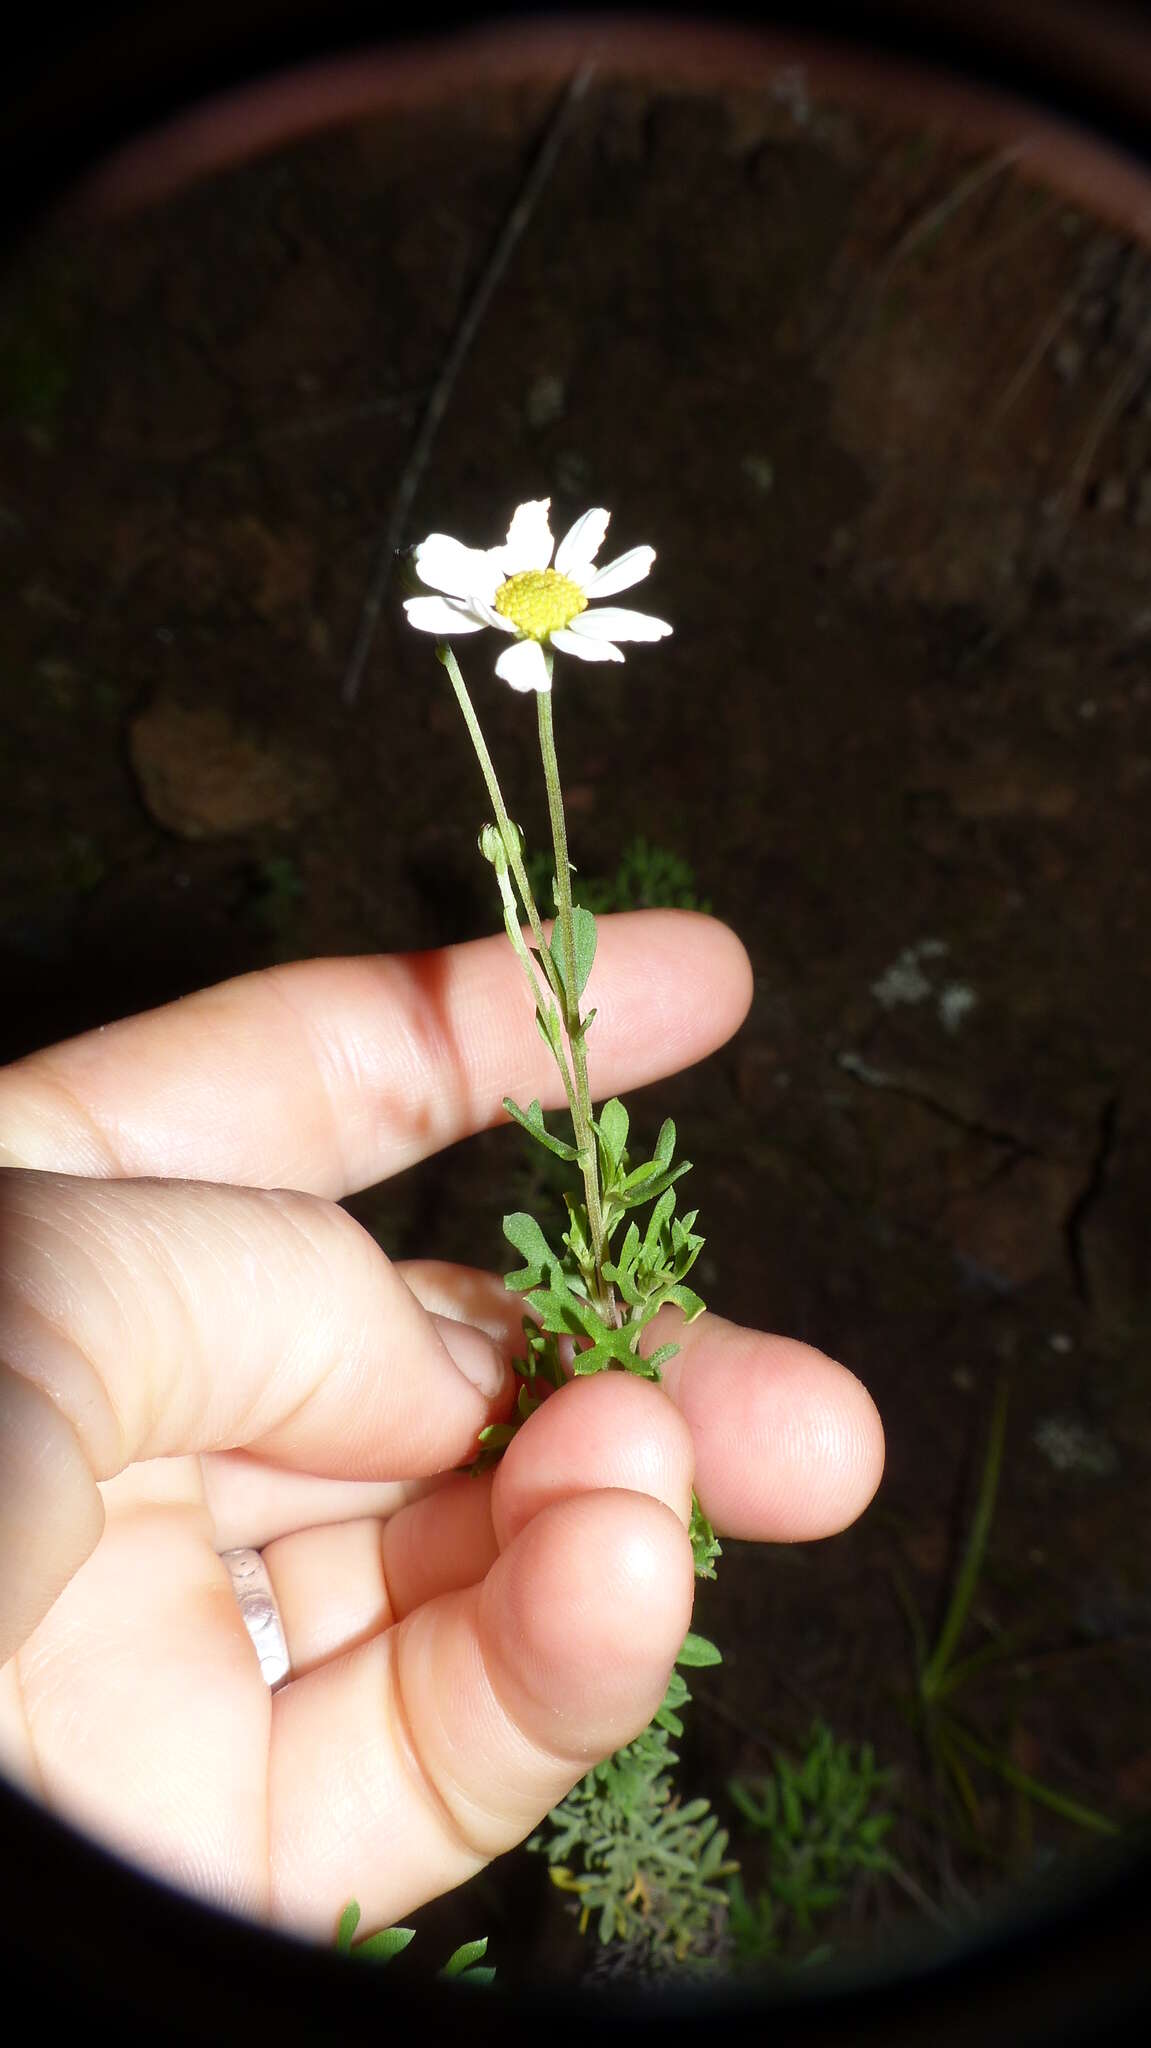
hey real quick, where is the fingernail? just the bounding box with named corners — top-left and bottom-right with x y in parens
top-left (432, 1313), bottom-right (507, 1400)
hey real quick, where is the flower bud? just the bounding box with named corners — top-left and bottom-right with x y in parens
top-left (478, 823), bottom-right (507, 870)
top-left (393, 546), bottom-right (426, 600)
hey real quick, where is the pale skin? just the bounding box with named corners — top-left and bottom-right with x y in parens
top-left (0, 910), bottom-right (884, 1939)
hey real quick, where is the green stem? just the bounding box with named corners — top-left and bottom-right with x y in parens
top-left (437, 644), bottom-right (562, 999)
top-left (933, 1634), bottom-right (1018, 1704)
top-left (438, 643), bottom-right (581, 1122)
top-left (933, 1720), bottom-right (985, 1840)
top-left (535, 677), bottom-right (577, 1013)
top-left (536, 676), bottom-right (612, 1313)
top-left (945, 1719), bottom-right (1119, 1836)
top-left (486, 851), bottom-right (578, 1120)
top-left (921, 1381), bottom-right (1009, 1702)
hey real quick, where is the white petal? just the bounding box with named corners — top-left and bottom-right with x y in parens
top-left (495, 637), bottom-right (552, 692)
top-left (582, 545), bottom-right (656, 598)
top-left (413, 534), bottom-right (497, 599)
top-left (470, 547), bottom-right (509, 598)
top-left (469, 589), bottom-right (520, 633)
top-left (500, 499), bottom-right (554, 574)
top-left (550, 627), bottom-right (624, 663)
top-left (571, 605), bottom-right (672, 642)
top-left (555, 507), bottom-right (610, 581)
top-left (403, 595), bottom-right (487, 635)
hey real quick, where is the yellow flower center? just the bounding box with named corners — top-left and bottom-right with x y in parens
top-left (493, 567), bottom-right (588, 640)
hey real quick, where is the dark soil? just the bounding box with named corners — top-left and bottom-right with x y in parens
top-left (2, 63), bottom-right (1149, 1988)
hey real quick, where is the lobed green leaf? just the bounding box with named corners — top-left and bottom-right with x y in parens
top-left (502, 1211), bottom-right (562, 1289)
top-left (661, 1283), bottom-right (706, 1322)
top-left (503, 1095), bottom-right (578, 1160)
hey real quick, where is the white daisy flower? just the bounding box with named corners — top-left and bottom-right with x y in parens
top-left (403, 497), bottom-right (672, 692)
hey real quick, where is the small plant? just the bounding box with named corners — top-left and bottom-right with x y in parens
top-left (400, 497), bottom-right (729, 1973)
top-left (401, 498), bottom-right (706, 1442)
top-left (530, 1632), bottom-right (737, 1973)
top-left (336, 1902), bottom-right (495, 1984)
top-left (893, 1383), bottom-right (1118, 1852)
top-left (725, 1723), bottom-right (896, 1964)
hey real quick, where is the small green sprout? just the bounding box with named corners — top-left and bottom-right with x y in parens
top-left (336, 1903), bottom-right (495, 1984)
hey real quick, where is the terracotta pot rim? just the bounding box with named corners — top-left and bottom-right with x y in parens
top-left (65, 15), bottom-right (1151, 243)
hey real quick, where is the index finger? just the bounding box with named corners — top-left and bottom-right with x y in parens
top-left (0, 912), bottom-right (751, 1198)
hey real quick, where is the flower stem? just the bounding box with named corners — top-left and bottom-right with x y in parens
top-left (536, 674), bottom-right (613, 1313)
top-left (485, 856), bottom-right (581, 1138)
top-left (437, 642), bottom-right (559, 979)
top-left (437, 643), bottom-right (576, 1116)
top-left (437, 639), bottom-right (613, 1318)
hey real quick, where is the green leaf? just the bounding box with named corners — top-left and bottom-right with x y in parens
top-left (602, 1220), bottom-right (640, 1291)
top-left (689, 1492), bottom-right (722, 1578)
top-left (549, 906), bottom-right (598, 1006)
top-left (532, 1003), bottom-right (563, 1058)
top-left (503, 1095), bottom-right (578, 1161)
top-left (353, 1926), bottom-right (416, 1963)
top-left (921, 1378), bottom-right (1009, 1700)
top-left (335, 1901), bottom-right (361, 1951)
top-left (729, 1778), bottom-right (773, 1829)
top-left (619, 1158), bottom-right (659, 1194)
top-left (803, 1885), bottom-right (843, 1912)
top-left (858, 1814), bottom-right (895, 1846)
top-left (617, 1159), bottom-right (692, 1211)
top-left (569, 1323), bottom-right (659, 1376)
top-left (520, 1323), bottom-right (567, 1390)
top-left (618, 1116), bottom-right (675, 1190)
top-left (502, 1211), bottom-right (561, 1288)
top-left (675, 1798), bottom-right (713, 1825)
top-left (780, 1773), bottom-right (804, 1838)
top-left (700, 1832), bottom-right (735, 1880)
top-left (476, 1421), bottom-right (519, 1452)
top-left (641, 1340), bottom-right (680, 1376)
top-left (439, 1937), bottom-right (489, 1980)
top-left (677, 1631), bottom-right (723, 1668)
top-left (661, 1283), bottom-right (706, 1323)
top-left (526, 1279), bottom-right (607, 1343)
top-left (662, 1670), bottom-right (690, 1712)
top-left (594, 1097), bottom-right (629, 1175)
top-left (561, 1197), bottom-right (593, 1270)
top-left (571, 905), bottom-right (598, 1000)
top-left (640, 1187), bottom-right (677, 1268)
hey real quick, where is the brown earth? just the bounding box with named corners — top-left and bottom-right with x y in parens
top-left (1, 54), bottom-right (1149, 1987)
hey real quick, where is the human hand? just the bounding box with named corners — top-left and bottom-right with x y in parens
top-left (0, 913), bottom-right (883, 1939)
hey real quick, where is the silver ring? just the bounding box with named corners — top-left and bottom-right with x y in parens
top-left (220, 1548), bottom-right (291, 1691)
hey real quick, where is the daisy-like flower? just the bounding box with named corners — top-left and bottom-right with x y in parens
top-left (403, 497), bottom-right (672, 692)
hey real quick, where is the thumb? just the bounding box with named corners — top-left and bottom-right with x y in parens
top-left (266, 1488), bottom-right (694, 1934)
